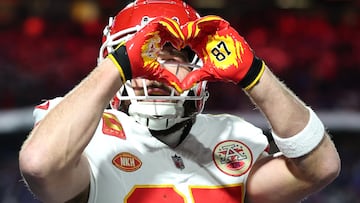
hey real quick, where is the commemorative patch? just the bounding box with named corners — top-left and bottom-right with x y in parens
top-left (112, 152), bottom-right (142, 172)
top-left (213, 140), bottom-right (253, 177)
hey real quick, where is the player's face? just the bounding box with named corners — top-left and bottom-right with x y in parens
top-left (131, 45), bottom-right (191, 99)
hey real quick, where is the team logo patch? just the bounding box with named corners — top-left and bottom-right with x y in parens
top-left (213, 140), bottom-right (253, 177)
top-left (112, 152), bottom-right (142, 172)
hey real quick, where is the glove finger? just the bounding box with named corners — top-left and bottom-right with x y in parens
top-left (183, 15), bottom-right (228, 41)
top-left (157, 17), bottom-right (185, 49)
top-left (152, 67), bottom-right (184, 93)
top-left (196, 15), bottom-right (228, 33)
top-left (181, 67), bottom-right (215, 90)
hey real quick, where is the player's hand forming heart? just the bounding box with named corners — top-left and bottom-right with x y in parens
top-left (180, 15), bottom-right (265, 91)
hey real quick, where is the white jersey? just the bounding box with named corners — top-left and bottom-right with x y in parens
top-left (33, 98), bottom-right (269, 203)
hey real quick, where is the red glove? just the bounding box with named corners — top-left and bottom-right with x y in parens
top-left (107, 17), bottom-right (186, 93)
top-left (181, 15), bottom-right (265, 90)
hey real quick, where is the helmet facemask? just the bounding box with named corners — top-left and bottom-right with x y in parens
top-left (113, 59), bottom-right (209, 131)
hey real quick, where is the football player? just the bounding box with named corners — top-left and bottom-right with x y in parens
top-left (19, 0), bottom-right (340, 203)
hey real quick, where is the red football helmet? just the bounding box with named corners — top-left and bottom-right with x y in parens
top-left (98, 0), bottom-right (200, 61)
top-left (98, 0), bottom-right (209, 131)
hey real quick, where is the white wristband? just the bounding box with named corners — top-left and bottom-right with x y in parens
top-left (272, 107), bottom-right (325, 158)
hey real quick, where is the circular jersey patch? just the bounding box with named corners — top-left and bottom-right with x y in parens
top-left (213, 140), bottom-right (253, 177)
top-left (112, 152), bottom-right (142, 172)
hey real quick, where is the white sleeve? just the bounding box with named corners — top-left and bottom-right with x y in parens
top-left (33, 97), bottom-right (63, 124)
top-left (86, 157), bottom-right (98, 203)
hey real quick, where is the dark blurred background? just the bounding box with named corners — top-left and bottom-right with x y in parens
top-left (0, 0), bottom-right (359, 202)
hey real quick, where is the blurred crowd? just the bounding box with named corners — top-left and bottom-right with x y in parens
top-left (0, 20), bottom-right (101, 108)
top-left (0, 0), bottom-right (360, 202)
top-left (0, 0), bottom-right (359, 111)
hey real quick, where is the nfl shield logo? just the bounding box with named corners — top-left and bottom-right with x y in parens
top-left (172, 154), bottom-right (185, 170)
